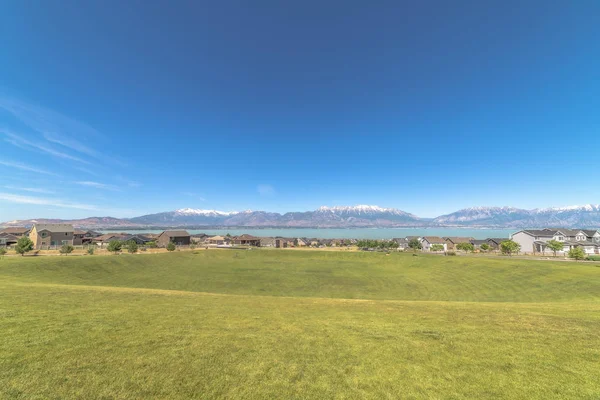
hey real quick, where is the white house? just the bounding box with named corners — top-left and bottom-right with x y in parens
top-left (511, 229), bottom-right (600, 255)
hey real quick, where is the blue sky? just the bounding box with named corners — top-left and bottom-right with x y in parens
top-left (1, 0), bottom-right (599, 221)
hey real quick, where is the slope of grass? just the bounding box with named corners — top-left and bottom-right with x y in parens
top-left (1, 250), bottom-right (600, 399)
top-left (1, 250), bottom-right (600, 302)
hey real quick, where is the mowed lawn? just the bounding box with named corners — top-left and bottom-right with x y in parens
top-left (1, 251), bottom-right (600, 399)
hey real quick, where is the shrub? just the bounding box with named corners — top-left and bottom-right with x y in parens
top-left (107, 240), bottom-right (122, 254)
top-left (167, 242), bottom-right (176, 252)
top-left (456, 243), bottom-right (474, 253)
top-left (87, 247), bottom-right (95, 255)
top-left (568, 247), bottom-right (586, 261)
top-left (146, 241), bottom-right (158, 248)
top-left (480, 243), bottom-right (490, 251)
top-left (431, 244), bottom-right (445, 252)
top-left (586, 255), bottom-right (600, 261)
top-left (190, 243), bottom-right (196, 250)
top-left (15, 236), bottom-right (34, 256)
top-left (59, 244), bottom-right (74, 255)
top-left (0, 247), bottom-right (7, 258)
top-left (127, 241), bottom-right (139, 254)
top-left (500, 240), bottom-right (521, 256)
top-left (446, 251), bottom-right (457, 256)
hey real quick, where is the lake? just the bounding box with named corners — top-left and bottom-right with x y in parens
top-left (101, 228), bottom-right (515, 240)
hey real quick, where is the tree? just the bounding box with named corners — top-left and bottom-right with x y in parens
top-left (59, 244), bottom-right (74, 255)
top-left (15, 236), bottom-right (34, 256)
top-left (87, 247), bottom-right (95, 255)
top-left (431, 244), bottom-right (445, 252)
top-left (126, 240), bottom-right (138, 254)
top-left (500, 240), bottom-right (520, 256)
top-left (568, 247), bottom-right (586, 261)
top-left (107, 240), bottom-right (122, 254)
top-left (547, 240), bottom-right (564, 257)
top-left (146, 241), bottom-right (157, 248)
top-left (0, 247), bottom-right (7, 259)
top-left (480, 243), bottom-right (490, 252)
top-left (166, 241), bottom-right (176, 252)
top-left (408, 238), bottom-right (422, 251)
top-left (456, 243), bottom-right (474, 253)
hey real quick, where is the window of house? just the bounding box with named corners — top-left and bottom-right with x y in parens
top-left (41, 232), bottom-right (47, 237)
top-left (558, 236), bottom-right (564, 241)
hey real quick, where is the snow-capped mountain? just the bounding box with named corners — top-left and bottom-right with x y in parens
top-left (433, 205), bottom-right (600, 228)
top-left (126, 205), bottom-right (423, 227)
top-left (3, 204), bottom-right (599, 229)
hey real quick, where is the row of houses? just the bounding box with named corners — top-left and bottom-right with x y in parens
top-left (511, 228), bottom-right (600, 255)
top-left (389, 236), bottom-right (508, 252)
top-left (0, 224), bottom-right (192, 249)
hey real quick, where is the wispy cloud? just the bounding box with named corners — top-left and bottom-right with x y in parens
top-left (0, 129), bottom-right (91, 164)
top-left (257, 184), bottom-right (276, 196)
top-left (181, 192), bottom-right (206, 201)
top-left (3, 185), bottom-right (55, 194)
top-left (0, 96), bottom-right (127, 167)
top-left (0, 192), bottom-right (98, 211)
top-left (0, 160), bottom-right (59, 176)
top-left (75, 181), bottom-right (120, 191)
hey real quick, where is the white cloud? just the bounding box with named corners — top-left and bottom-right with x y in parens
top-left (1, 129), bottom-right (91, 164)
top-left (257, 184), bottom-right (275, 196)
top-left (0, 160), bottom-right (60, 176)
top-left (0, 96), bottom-right (127, 167)
top-left (75, 181), bottom-right (120, 191)
top-left (3, 185), bottom-right (55, 194)
top-left (0, 192), bottom-right (98, 211)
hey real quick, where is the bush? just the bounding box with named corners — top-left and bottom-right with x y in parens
top-left (190, 243), bottom-right (196, 250)
top-left (446, 251), bottom-right (457, 256)
top-left (87, 247), bottom-right (95, 255)
top-left (127, 241), bottom-right (139, 254)
top-left (107, 240), bottom-right (122, 254)
top-left (586, 255), bottom-right (600, 261)
top-left (59, 244), bottom-right (74, 255)
top-left (146, 241), bottom-right (158, 248)
top-left (0, 247), bottom-right (7, 258)
top-left (568, 247), bottom-right (586, 261)
top-left (15, 236), bottom-right (34, 256)
top-left (166, 242), bottom-right (176, 252)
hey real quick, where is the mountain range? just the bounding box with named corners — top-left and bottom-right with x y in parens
top-left (2, 204), bottom-right (600, 229)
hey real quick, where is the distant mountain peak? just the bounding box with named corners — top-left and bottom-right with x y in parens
top-left (534, 204), bottom-right (600, 213)
top-left (174, 208), bottom-right (239, 216)
top-left (318, 205), bottom-right (404, 214)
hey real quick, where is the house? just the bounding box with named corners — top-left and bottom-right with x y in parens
top-left (29, 224), bottom-right (74, 249)
top-left (470, 239), bottom-right (488, 250)
top-left (191, 234), bottom-right (209, 244)
top-left (486, 238), bottom-right (507, 250)
top-left (511, 229), bottom-right (600, 254)
top-left (0, 227), bottom-right (30, 237)
top-left (233, 234), bottom-right (261, 246)
top-left (73, 230), bottom-right (101, 245)
top-left (295, 238), bottom-right (310, 247)
top-left (0, 232), bottom-right (19, 247)
top-left (260, 237), bottom-right (277, 247)
top-left (207, 235), bottom-right (227, 245)
top-left (392, 238), bottom-right (410, 250)
top-left (120, 234), bottom-right (153, 245)
top-left (275, 238), bottom-right (288, 248)
top-left (444, 237), bottom-right (474, 250)
top-left (157, 230), bottom-right (191, 247)
top-left (420, 236), bottom-right (447, 252)
top-left (93, 233), bottom-right (127, 247)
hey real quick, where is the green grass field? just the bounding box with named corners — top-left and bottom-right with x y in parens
top-left (1, 250), bottom-right (600, 399)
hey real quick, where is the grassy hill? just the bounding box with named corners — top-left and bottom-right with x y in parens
top-left (1, 250), bottom-right (600, 398)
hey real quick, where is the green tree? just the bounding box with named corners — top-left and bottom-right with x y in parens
top-left (59, 244), bottom-right (74, 255)
top-left (500, 240), bottom-right (520, 256)
top-left (547, 240), bottom-right (564, 257)
top-left (15, 236), bottom-right (34, 256)
top-left (87, 247), bottom-right (95, 255)
top-left (146, 241), bottom-right (157, 248)
top-left (431, 244), bottom-right (445, 252)
top-left (456, 243), bottom-right (474, 253)
top-left (0, 247), bottom-right (7, 259)
top-left (480, 243), bottom-right (490, 251)
top-left (568, 247), bottom-right (586, 261)
top-left (166, 242), bottom-right (176, 252)
top-left (408, 238), bottom-right (422, 251)
top-left (107, 240), bottom-right (122, 254)
top-left (127, 240), bottom-right (138, 254)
